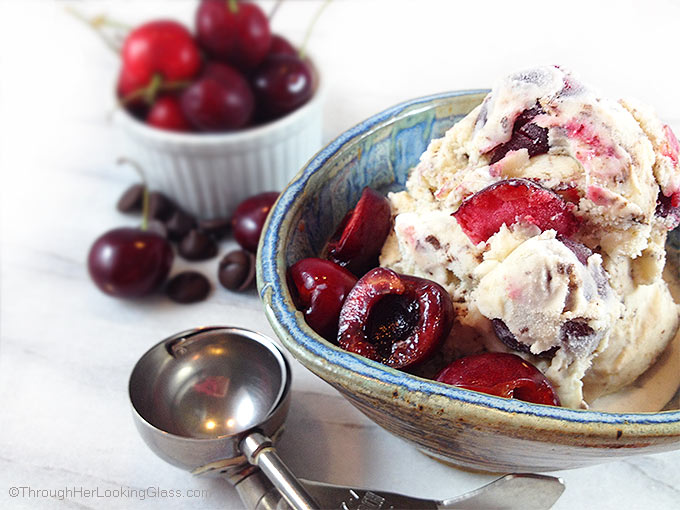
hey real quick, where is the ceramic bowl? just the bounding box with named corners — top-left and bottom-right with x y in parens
top-left (257, 90), bottom-right (680, 472)
top-left (114, 63), bottom-right (323, 220)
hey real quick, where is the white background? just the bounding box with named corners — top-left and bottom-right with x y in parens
top-left (1, 1), bottom-right (679, 509)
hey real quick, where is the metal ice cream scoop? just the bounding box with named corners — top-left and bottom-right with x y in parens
top-left (128, 326), bottom-right (565, 510)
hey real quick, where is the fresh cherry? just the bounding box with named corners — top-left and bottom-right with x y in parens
top-left (453, 178), bottom-right (580, 244)
top-left (231, 191), bottom-right (279, 253)
top-left (337, 268), bottom-right (454, 369)
top-left (326, 188), bottom-right (392, 276)
top-left (269, 34), bottom-right (297, 57)
top-left (180, 62), bottom-right (254, 131)
top-left (118, 20), bottom-right (201, 99)
top-left (435, 352), bottom-right (560, 406)
top-left (288, 258), bottom-right (358, 340)
top-left (87, 227), bottom-right (173, 298)
top-left (195, 0), bottom-right (271, 71)
top-left (251, 54), bottom-right (314, 120)
top-left (146, 95), bottom-right (192, 132)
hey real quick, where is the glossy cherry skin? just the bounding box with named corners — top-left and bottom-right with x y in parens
top-left (231, 191), bottom-right (279, 252)
top-left (118, 20), bottom-right (202, 98)
top-left (288, 258), bottom-right (358, 340)
top-left (87, 227), bottom-right (174, 298)
top-left (180, 62), bottom-right (254, 131)
top-left (436, 352), bottom-right (560, 406)
top-left (269, 34), bottom-right (297, 56)
top-left (326, 187), bottom-right (392, 276)
top-left (337, 268), bottom-right (454, 369)
top-left (146, 95), bottom-right (192, 132)
top-left (453, 178), bottom-right (580, 244)
top-left (251, 54), bottom-right (314, 119)
top-left (196, 0), bottom-right (271, 70)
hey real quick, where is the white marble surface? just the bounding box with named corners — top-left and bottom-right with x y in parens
top-left (1, 0), bottom-right (680, 508)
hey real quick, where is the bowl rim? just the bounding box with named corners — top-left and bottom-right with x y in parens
top-left (113, 59), bottom-right (325, 146)
top-left (258, 89), bottom-right (680, 431)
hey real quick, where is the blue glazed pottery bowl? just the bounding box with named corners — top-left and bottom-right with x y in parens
top-left (257, 90), bottom-right (680, 472)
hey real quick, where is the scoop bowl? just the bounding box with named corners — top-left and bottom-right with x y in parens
top-left (257, 90), bottom-right (680, 472)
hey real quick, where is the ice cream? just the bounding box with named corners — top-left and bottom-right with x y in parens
top-left (380, 66), bottom-right (680, 409)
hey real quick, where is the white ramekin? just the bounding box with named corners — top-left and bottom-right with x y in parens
top-left (114, 75), bottom-right (324, 219)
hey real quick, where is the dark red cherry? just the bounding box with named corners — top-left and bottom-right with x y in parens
top-left (436, 352), bottom-right (560, 406)
top-left (231, 191), bottom-right (279, 253)
top-left (119, 20), bottom-right (202, 99)
top-left (251, 54), bottom-right (313, 119)
top-left (453, 178), bottom-right (580, 244)
top-left (195, 0), bottom-right (271, 70)
top-left (146, 95), bottom-right (192, 132)
top-left (326, 187), bottom-right (392, 276)
top-left (489, 105), bottom-right (549, 164)
top-left (269, 34), bottom-right (297, 56)
top-left (288, 258), bottom-right (358, 340)
top-left (180, 62), bottom-right (254, 131)
top-left (87, 227), bottom-right (174, 298)
top-left (337, 268), bottom-right (454, 369)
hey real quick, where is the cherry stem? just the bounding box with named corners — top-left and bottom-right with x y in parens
top-left (64, 5), bottom-right (127, 55)
top-left (143, 74), bottom-right (163, 104)
top-left (117, 157), bottom-right (149, 231)
top-left (298, 0), bottom-right (332, 60)
top-left (119, 77), bottom-right (191, 107)
top-left (227, 0), bottom-right (239, 14)
top-left (269, 0), bottom-right (284, 20)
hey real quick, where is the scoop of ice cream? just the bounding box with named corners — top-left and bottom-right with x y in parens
top-left (380, 65), bottom-right (680, 409)
top-left (474, 231), bottom-right (616, 357)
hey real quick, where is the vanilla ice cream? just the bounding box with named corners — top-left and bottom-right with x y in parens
top-left (380, 66), bottom-right (680, 409)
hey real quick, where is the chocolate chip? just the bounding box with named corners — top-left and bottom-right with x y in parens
top-left (178, 229), bottom-right (218, 260)
top-left (165, 271), bottom-right (211, 303)
top-left (117, 184), bottom-right (145, 213)
top-left (218, 250), bottom-right (255, 291)
top-left (198, 217), bottom-right (231, 240)
top-left (149, 192), bottom-right (176, 221)
top-left (166, 210), bottom-right (197, 241)
top-left (147, 219), bottom-right (168, 239)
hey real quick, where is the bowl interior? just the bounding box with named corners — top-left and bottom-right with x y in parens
top-left (279, 91), bottom-right (488, 268)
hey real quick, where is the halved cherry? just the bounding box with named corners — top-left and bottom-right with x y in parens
top-left (337, 268), bottom-right (454, 369)
top-left (453, 178), bottom-right (580, 244)
top-left (435, 352), bottom-right (560, 406)
top-left (326, 188), bottom-right (391, 276)
top-left (288, 258), bottom-right (358, 341)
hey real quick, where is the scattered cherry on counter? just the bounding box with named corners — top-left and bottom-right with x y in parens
top-left (88, 227), bottom-right (174, 298)
top-left (231, 191), bottom-right (280, 253)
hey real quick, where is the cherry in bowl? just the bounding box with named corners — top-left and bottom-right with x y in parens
top-left (337, 267), bottom-right (454, 369)
top-left (326, 187), bottom-right (392, 276)
top-left (435, 352), bottom-right (560, 406)
top-left (288, 258), bottom-right (358, 341)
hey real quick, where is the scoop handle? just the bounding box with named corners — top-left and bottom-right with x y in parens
top-left (240, 432), bottom-right (319, 510)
